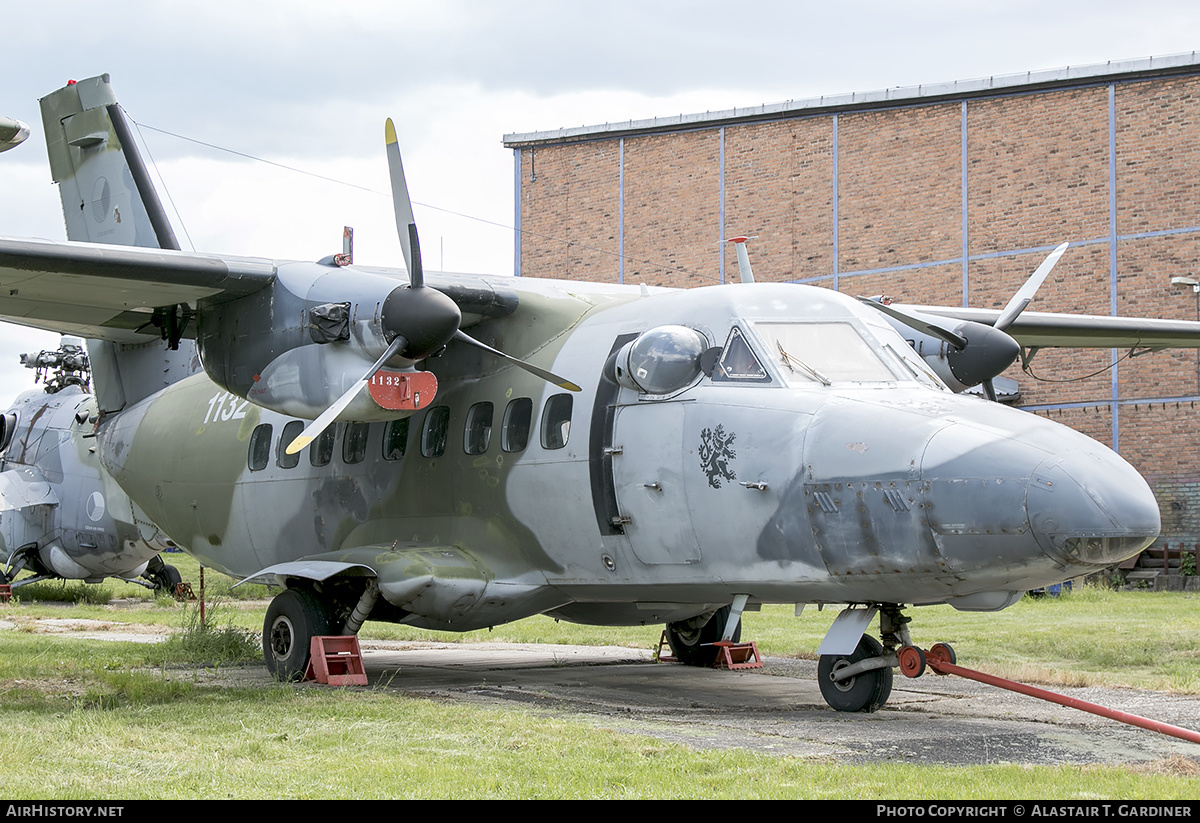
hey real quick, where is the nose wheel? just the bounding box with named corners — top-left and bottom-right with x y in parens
top-left (817, 634), bottom-right (893, 713)
top-left (815, 605), bottom-right (958, 713)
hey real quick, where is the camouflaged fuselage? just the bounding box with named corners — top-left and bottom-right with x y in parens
top-left (96, 277), bottom-right (1160, 630)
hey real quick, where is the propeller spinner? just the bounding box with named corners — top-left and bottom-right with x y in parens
top-left (287, 120), bottom-right (579, 455)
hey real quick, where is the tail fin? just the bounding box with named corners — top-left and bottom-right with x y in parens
top-left (39, 75), bottom-right (197, 412)
top-left (40, 74), bottom-right (179, 250)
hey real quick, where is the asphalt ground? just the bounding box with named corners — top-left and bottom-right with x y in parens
top-left (347, 640), bottom-right (1200, 766)
top-left (9, 615), bottom-right (1199, 766)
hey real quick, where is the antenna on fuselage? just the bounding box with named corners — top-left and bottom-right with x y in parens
top-left (726, 236), bottom-right (757, 283)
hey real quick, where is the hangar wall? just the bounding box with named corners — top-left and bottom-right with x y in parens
top-left (504, 55), bottom-right (1200, 551)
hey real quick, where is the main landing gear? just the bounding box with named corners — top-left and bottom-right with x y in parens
top-left (142, 555), bottom-right (182, 596)
top-left (816, 603), bottom-right (950, 713)
top-left (263, 580), bottom-right (378, 681)
top-left (664, 604), bottom-right (743, 667)
top-left (264, 589), bottom-right (340, 681)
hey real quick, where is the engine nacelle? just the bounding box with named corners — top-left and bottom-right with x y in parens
top-left (195, 261), bottom-right (453, 421)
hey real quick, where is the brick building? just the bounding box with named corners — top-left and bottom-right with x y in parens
top-left (503, 53), bottom-right (1200, 550)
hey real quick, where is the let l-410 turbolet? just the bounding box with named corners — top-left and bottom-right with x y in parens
top-left (0, 74), bottom-right (1186, 712)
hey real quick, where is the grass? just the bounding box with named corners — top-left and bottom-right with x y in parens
top-left (0, 686), bottom-right (1195, 800)
top-left (2, 562), bottom-right (1200, 799)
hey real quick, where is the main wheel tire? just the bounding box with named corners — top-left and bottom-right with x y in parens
top-left (665, 605), bottom-right (741, 667)
top-left (263, 588), bottom-right (334, 681)
top-left (148, 563), bottom-right (182, 596)
top-left (817, 634), bottom-right (893, 713)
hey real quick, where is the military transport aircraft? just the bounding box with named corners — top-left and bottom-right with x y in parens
top-left (0, 337), bottom-right (182, 593)
top-left (0, 74), bottom-right (1194, 713)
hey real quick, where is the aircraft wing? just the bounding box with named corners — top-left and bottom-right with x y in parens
top-left (0, 236), bottom-right (277, 343)
top-left (0, 237), bottom-right (518, 344)
top-left (903, 305), bottom-right (1200, 349)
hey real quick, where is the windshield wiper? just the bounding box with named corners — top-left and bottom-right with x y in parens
top-left (777, 341), bottom-right (831, 386)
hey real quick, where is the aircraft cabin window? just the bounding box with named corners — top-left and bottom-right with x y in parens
top-left (278, 420), bottom-right (304, 469)
top-left (248, 423), bottom-right (273, 472)
top-left (501, 397), bottom-right (532, 453)
top-left (383, 418), bottom-right (409, 461)
top-left (343, 421), bottom-right (369, 464)
top-left (464, 402), bottom-right (494, 455)
top-left (540, 394), bottom-right (573, 450)
top-left (310, 426), bottom-right (335, 468)
top-left (422, 406), bottom-right (450, 458)
top-left (711, 326), bottom-right (771, 384)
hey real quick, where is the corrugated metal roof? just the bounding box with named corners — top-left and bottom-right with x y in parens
top-left (503, 51), bottom-right (1200, 147)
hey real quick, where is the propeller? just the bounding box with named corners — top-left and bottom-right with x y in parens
top-left (994, 242), bottom-right (1067, 332)
top-left (286, 119), bottom-right (579, 454)
top-left (859, 242), bottom-right (1069, 399)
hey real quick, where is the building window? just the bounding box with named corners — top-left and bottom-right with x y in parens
top-left (464, 402), bottom-right (494, 455)
top-left (501, 397), bottom-right (532, 453)
top-left (383, 418), bottom-right (409, 461)
top-left (422, 406), bottom-right (450, 457)
top-left (343, 421), bottom-right (369, 464)
top-left (540, 394), bottom-right (573, 450)
top-left (248, 423), bottom-right (272, 471)
top-left (278, 420), bottom-right (304, 469)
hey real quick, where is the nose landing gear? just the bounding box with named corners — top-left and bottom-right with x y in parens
top-left (816, 603), bottom-right (951, 713)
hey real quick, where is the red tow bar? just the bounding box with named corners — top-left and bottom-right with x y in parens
top-left (902, 644), bottom-right (1200, 746)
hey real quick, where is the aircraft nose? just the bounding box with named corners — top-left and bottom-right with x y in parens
top-left (1026, 449), bottom-right (1160, 568)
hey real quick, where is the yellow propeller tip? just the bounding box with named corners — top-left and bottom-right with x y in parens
top-left (385, 118), bottom-right (397, 145)
top-left (285, 436), bottom-right (313, 456)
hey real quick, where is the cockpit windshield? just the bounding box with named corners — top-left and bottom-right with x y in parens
top-left (754, 321), bottom-right (897, 385)
top-left (710, 317), bottom-right (946, 390)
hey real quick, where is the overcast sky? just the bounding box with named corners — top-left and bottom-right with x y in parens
top-left (2, 0), bottom-right (1199, 406)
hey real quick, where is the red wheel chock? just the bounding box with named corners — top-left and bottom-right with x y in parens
top-left (304, 635), bottom-right (368, 686)
top-left (654, 631), bottom-right (677, 663)
top-left (0, 584), bottom-right (10, 603)
top-left (713, 640), bottom-right (763, 670)
top-left (653, 634), bottom-right (764, 669)
top-left (899, 643), bottom-right (1200, 746)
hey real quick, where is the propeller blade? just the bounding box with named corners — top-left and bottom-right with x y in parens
top-left (994, 242), bottom-right (1068, 331)
top-left (453, 330), bottom-right (581, 392)
top-left (857, 297), bottom-right (969, 349)
top-left (285, 336), bottom-right (406, 455)
top-left (385, 118), bottom-right (422, 288)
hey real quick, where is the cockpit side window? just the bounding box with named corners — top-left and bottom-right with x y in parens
top-left (711, 326), bottom-right (771, 384)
